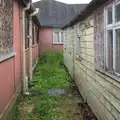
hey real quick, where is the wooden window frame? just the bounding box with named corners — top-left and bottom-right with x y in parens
top-left (76, 24), bottom-right (81, 59)
top-left (53, 29), bottom-right (64, 44)
top-left (105, 0), bottom-right (120, 76)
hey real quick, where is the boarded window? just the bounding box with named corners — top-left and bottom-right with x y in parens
top-left (76, 24), bottom-right (81, 57)
top-left (76, 36), bottom-right (80, 56)
top-left (68, 29), bottom-right (71, 52)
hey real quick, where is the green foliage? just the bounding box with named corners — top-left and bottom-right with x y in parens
top-left (33, 68), bottom-right (69, 92)
top-left (15, 51), bottom-right (73, 120)
top-left (35, 51), bottom-right (64, 77)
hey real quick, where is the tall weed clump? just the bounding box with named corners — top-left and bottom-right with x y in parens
top-left (36, 51), bottom-right (63, 77)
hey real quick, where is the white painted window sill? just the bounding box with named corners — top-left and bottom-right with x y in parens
top-left (32, 44), bottom-right (39, 48)
top-left (0, 52), bottom-right (16, 63)
top-left (76, 55), bottom-right (82, 61)
top-left (95, 68), bottom-right (120, 83)
top-left (25, 48), bottom-right (29, 52)
top-left (53, 43), bottom-right (63, 45)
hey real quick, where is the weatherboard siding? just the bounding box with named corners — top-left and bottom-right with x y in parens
top-left (64, 14), bottom-right (120, 120)
top-left (64, 27), bottom-right (74, 78)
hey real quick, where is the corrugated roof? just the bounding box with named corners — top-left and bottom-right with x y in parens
top-left (33, 0), bottom-right (87, 28)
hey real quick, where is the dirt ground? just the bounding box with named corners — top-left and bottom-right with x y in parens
top-left (17, 91), bottom-right (97, 120)
top-left (13, 53), bottom-right (97, 120)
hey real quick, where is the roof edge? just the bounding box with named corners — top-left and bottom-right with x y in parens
top-left (62, 0), bottom-right (108, 29)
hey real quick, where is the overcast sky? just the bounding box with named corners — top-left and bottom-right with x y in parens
top-left (32, 0), bottom-right (92, 4)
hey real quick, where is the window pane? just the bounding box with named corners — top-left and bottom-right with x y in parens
top-left (61, 32), bottom-right (64, 43)
top-left (115, 29), bottom-right (120, 74)
top-left (107, 7), bottom-right (113, 24)
top-left (54, 32), bottom-right (60, 43)
top-left (76, 36), bottom-right (80, 56)
top-left (106, 30), bottom-right (113, 71)
top-left (115, 3), bottom-right (120, 22)
top-left (32, 25), bottom-right (35, 45)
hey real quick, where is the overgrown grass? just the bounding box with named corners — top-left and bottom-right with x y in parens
top-left (27, 51), bottom-right (70, 119)
top-left (32, 51), bottom-right (69, 92)
top-left (14, 51), bottom-right (74, 120)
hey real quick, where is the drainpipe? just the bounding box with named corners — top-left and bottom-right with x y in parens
top-left (29, 8), bottom-right (39, 82)
top-left (22, 3), bottom-right (30, 95)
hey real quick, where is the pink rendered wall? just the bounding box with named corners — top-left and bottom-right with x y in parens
top-left (13, 0), bottom-right (22, 89)
top-left (0, 58), bottom-right (15, 114)
top-left (39, 28), bottom-right (63, 55)
top-left (25, 45), bottom-right (39, 76)
top-left (0, 0), bottom-right (22, 115)
top-left (0, 0), bottom-right (40, 116)
top-left (32, 45), bottom-right (39, 65)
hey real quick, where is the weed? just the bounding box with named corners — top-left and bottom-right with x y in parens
top-left (35, 51), bottom-right (64, 77)
top-left (14, 51), bottom-right (79, 120)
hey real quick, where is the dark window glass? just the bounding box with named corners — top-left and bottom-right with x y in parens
top-left (107, 30), bottom-right (113, 71)
top-left (36, 27), bottom-right (39, 44)
top-left (32, 25), bottom-right (34, 45)
top-left (61, 32), bottom-right (64, 43)
top-left (115, 29), bottom-right (120, 74)
top-left (115, 3), bottom-right (120, 22)
top-left (107, 7), bottom-right (113, 24)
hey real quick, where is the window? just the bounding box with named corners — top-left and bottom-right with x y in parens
top-left (36, 27), bottom-right (39, 44)
top-left (32, 24), bottom-right (35, 45)
top-left (115, 2), bottom-right (120, 22)
top-left (107, 6), bottom-right (113, 24)
top-left (53, 29), bottom-right (63, 44)
top-left (76, 36), bottom-right (80, 56)
top-left (68, 29), bottom-right (71, 52)
top-left (61, 32), bottom-right (64, 43)
top-left (115, 28), bottom-right (120, 73)
top-left (76, 24), bottom-right (81, 57)
top-left (54, 32), bottom-right (60, 43)
top-left (35, 26), bottom-right (39, 45)
top-left (106, 30), bottom-right (113, 72)
top-left (25, 13), bottom-right (29, 49)
top-left (105, 1), bottom-right (120, 75)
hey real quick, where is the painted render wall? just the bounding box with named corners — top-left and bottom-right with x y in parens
top-left (39, 28), bottom-right (63, 55)
top-left (64, 8), bottom-right (120, 120)
top-left (0, 0), bottom-right (40, 118)
top-left (0, 0), bottom-right (21, 117)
